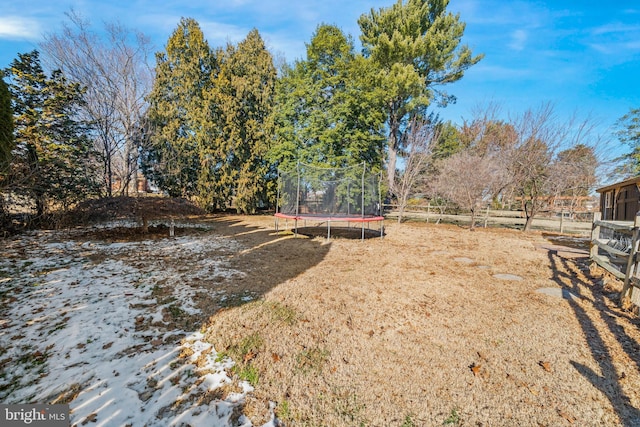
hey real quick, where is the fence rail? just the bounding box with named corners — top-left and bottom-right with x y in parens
top-left (385, 205), bottom-right (592, 234)
top-left (590, 212), bottom-right (640, 308)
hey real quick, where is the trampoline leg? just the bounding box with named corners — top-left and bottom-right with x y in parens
top-left (327, 221), bottom-right (331, 240)
top-left (294, 219), bottom-right (298, 237)
top-left (362, 223), bottom-right (365, 240)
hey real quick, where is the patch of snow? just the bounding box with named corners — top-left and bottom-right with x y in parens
top-left (0, 227), bottom-right (275, 426)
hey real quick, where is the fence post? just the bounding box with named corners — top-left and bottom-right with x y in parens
top-left (620, 212), bottom-right (640, 306)
top-left (484, 205), bottom-right (490, 228)
top-left (590, 212), bottom-right (601, 260)
top-left (560, 210), bottom-right (565, 233)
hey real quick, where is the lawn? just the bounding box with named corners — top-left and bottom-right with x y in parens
top-left (1, 214), bottom-right (639, 426)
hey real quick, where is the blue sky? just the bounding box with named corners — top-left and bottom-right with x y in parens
top-left (1, 0), bottom-right (639, 156)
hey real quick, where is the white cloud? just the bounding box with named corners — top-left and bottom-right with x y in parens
top-left (0, 16), bottom-right (41, 40)
top-left (592, 22), bottom-right (640, 36)
top-left (463, 63), bottom-right (534, 82)
top-left (508, 29), bottom-right (527, 51)
top-left (200, 21), bottom-right (251, 46)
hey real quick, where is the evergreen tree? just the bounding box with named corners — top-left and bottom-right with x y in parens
top-left (0, 76), bottom-right (14, 218)
top-left (207, 29), bottom-right (276, 213)
top-left (143, 18), bottom-right (216, 199)
top-left (615, 108), bottom-right (640, 177)
top-left (271, 24), bottom-right (385, 172)
top-left (432, 121), bottom-right (462, 160)
top-left (358, 0), bottom-right (483, 190)
top-left (0, 76), bottom-right (13, 178)
top-left (6, 50), bottom-right (99, 217)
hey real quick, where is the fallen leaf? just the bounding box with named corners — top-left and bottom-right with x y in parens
top-left (102, 342), bottom-right (114, 350)
top-left (271, 353), bottom-right (280, 362)
top-left (244, 351), bottom-right (256, 363)
top-left (557, 409), bottom-right (576, 424)
top-left (470, 363), bottom-right (482, 377)
top-left (526, 384), bottom-right (539, 395)
top-left (539, 361), bottom-right (552, 372)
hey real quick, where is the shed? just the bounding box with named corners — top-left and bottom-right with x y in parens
top-left (596, 176), bottom-right (640, 221)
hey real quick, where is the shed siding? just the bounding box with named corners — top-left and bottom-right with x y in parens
top-left (599, 184), bottom-right (640, 221)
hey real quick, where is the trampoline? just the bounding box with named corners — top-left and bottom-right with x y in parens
top-left (274, 162), bottom-right (384, 240)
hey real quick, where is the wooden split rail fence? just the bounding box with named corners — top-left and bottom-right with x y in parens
top-left (590, 212), bottom-right (640, 308)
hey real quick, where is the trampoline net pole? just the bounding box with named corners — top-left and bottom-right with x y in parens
top-left (378, 170), bottom-right (382, 216)
top-left (276, 169), bottom-right (281, 215)
top-left (295, 161), bottom-right (300, 236)
top-left (275, 169), bottom-right (281, 234)
top-left (362, 162), bottom-right (365, 240)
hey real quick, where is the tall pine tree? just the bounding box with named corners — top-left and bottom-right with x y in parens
top-left (359, 0), bottom-right (482, 190)
top-left (0, 76), bottom-right (13, 179)
top-left (270, 24), bottom-right (385, 172)
top-left (143, 18), bottom-right (216, 200)
top-left (7, 50), bottom-right (99, 217)
top-left (0, 76), bottom-right (14, 217)
top-left (207, 29), bottom-right (276, 213)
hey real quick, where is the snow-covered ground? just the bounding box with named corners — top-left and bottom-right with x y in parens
top-left (0, 225), bottom-right (276, 426)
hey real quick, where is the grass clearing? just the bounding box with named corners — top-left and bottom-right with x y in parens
top-left (2, 213), bottom-right (640, 426)
top-left (295, 347), bottom-right (329, 374)
top-left (203, 215), bottom-right (640, 426)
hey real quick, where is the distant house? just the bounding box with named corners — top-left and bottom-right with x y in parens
top-left (112, 176), bottom-right (151, 195)
top-left (596, 176), bottom-right (640, 221)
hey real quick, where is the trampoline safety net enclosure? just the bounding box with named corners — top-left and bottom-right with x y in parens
top-left (275, 162), bottom-right (384, 239)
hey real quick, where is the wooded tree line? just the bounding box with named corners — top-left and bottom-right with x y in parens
top-left (0, 0), bottom-right (637, 228)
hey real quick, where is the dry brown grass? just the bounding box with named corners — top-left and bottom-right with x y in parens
top-left (201, 215), bottom-right (640, 426)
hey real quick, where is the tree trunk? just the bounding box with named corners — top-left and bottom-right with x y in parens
top-left (397, 202), bottom-right (405, 223)
top-left (105, 151), bottom-right (113, 198)
top-left (469, 208), bottom-right (476, 230)
top-left (523, 214), bottom-right (535, 232)
top-left (35, 196), bottom-right (45, 219)
top-left (386, 108), bottom-right (400, 193)
top-left (523, 202), bottom-right (535, 232)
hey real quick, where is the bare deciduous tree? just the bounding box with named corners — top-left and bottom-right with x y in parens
top-left (549, 143), bottom-right (598, 217)
top-left (506, 104), bottom-right (601, 231)
top-left (432, 151), bottom-right (499, 229)
top-left (392, 117), bottom-right (438, 223)
top-left (430, 103), bottom-right (601, 231)
top-left (41, 11), bottom-right (153, 197)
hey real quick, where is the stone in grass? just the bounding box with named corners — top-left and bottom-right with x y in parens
top-left (536, 287), bottom-right (579, 300)
top-left (493, 273), bottom-right (523, 281)
top-left (454, 257), bottom-right (475, 264)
